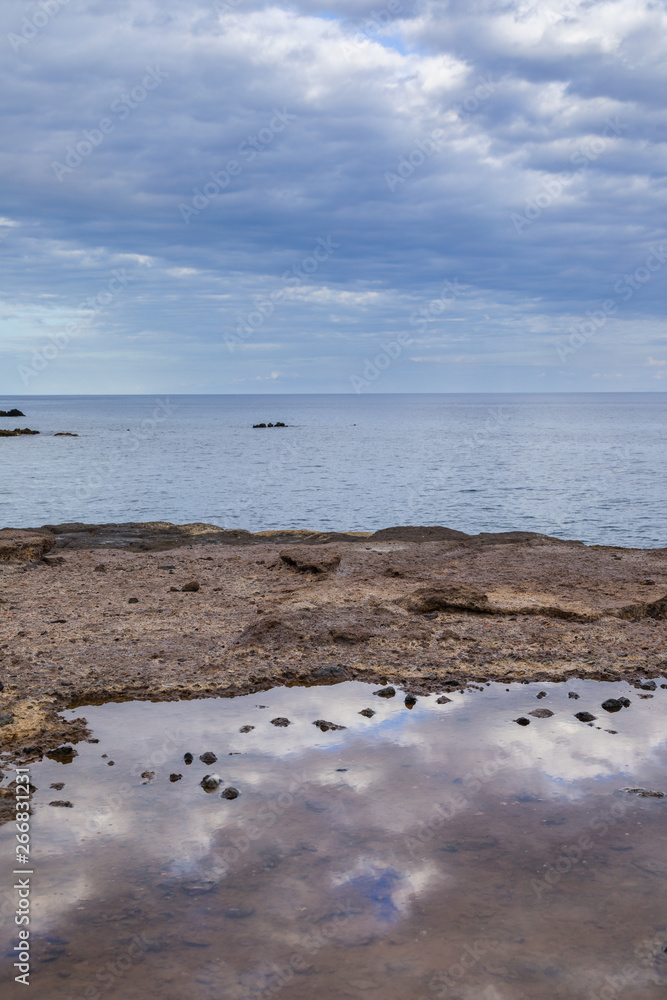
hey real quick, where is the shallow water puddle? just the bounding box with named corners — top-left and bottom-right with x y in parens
top-left (2, 679), bottom-right (667, 999)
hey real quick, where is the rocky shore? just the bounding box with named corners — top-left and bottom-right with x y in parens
top-left (0, 521), bottom-right (665, 764)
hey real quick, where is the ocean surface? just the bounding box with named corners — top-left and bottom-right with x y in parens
top-left (0, 393), bottom-right (665, 547)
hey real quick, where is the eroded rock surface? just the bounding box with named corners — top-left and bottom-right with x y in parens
top-left (0, 522), bottom-right (666, 761)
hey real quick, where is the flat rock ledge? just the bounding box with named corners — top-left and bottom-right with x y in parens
top-left (0, 522), bottom-right (665, 772)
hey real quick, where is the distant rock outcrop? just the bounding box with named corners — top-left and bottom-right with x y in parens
top-left (0, 409), bottom-right (25, 417)
top-left (253, 421), bottom-right (287, 428)
top-left (0, 427), bottom-right (39, 437)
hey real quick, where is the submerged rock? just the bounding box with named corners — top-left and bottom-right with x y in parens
top-left (169, 773), bottom-right (182, 782)
top-left (374, 686), bottom-right (395, 698)
top-left (622, 787), bottom-right (665, 798)
top-left (514, 717), bottom-right (531, 726)
top-left (529, 709), bottom-right (554, 718)
top-left (568, 692), bottom-right (580, 699)
top-left (199, 751), bottom-right (217, 764)
top-left (601, 698), bottom-right (624, 712)
top-left (404, 694), bottom-right (418, 708)
top-left (221, 786), bottom-right (239, 799)
top-left (183, 753), bottom-right (193, 764)
top-left (359, 708), bottom-right (376, 718)
top-left (239, 725), bottom-right (255, 733)
top-left (271, 717), bottom-right (291, 727)
top-left (575, 711), bottom-right (597, 723)
top-left (49, 800), bottom-right (73, 807)
top-left (313, 719), bottom-right (346, 732)
top-left (436, 695), bottom-right (452, 705)
top-left (200, 774), bottom-right (221, 791)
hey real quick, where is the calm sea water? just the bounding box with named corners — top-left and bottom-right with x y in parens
top-left (0, 393), bottom-right (665, 547)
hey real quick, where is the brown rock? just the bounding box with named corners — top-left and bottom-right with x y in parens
top-left (181, 581), bottom-right (200, 592)
top-left (399, 585), bottom-right (491, 615)
top-left (280, 547), bottom-right (341, 574)
top-left (0, 529), bottom-right (55, 562)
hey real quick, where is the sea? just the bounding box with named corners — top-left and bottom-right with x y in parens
top-left (0, 393), bottom-right (665, 547)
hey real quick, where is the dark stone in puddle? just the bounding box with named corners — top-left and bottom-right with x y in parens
top-left (514, 717), bottom-right (531, 726)
top-left (271, 717), bottom-right (291, 727)
top-left (568, 692), bottom-right (580, 699)
top-left (601, 698), bottom-right (624, 712)
top-left (239, 725), bottom-right (255, 733)
top-left (200, 774), bottom-right (221, 791)
top-left (619, 697), bottom-right (631, 707)
top-left (49, 800), bottom-right (73, 807)
top-left (313, 719), bottom-right (346, 732)
top-left (536, 691), bottom-right (548, 699)
top-left (622, 787), bottom-right (665, 798)
top-left (221, 786), bottom-right (239, 799)
top-left (183, 753), bottom-right (193, 764)
top-left (575, 712), bottom-right (597, 722)
top-left (359, 708), bottom-right (376, 718)
top-left (50, 782), bottom-right (65, 790)
top-left (336, 768), bottom-right (348, 772)
top-left (141, 770), bottom-right (155, 782)
top-left (404, 694), bottom-right (417, 708)
top-left (638, 680), bottom-right (656, 691)
top-left (199, 751), bottom-right (217, 764)
top-left (529, 709), bottom-right (554, 718)
top-left (436, 695), bottom-right (452, 704)
top-left (47, 745), bottom-right (77, 761)
top-left (169, 773), bottom-right (182, 782)
top-left (374, 687), bottom-right (395, 698)
top-left (225, 906), bottom-right (255, 919)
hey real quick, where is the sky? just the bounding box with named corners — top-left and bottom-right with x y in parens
top-left (0, 0), bottom-right (666, 394)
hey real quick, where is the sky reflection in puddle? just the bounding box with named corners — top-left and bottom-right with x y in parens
top-left (1, 678), bottom-right (667, 999)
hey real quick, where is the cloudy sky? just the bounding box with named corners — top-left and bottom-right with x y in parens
top-left (1, 0), bottom-right (666, 393)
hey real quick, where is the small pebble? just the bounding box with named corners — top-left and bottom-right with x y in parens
top-left (568, 692), bottom-right (580, 699)
top-left (271, 717), bottom-right (291, 727)
top-left (436, 695), bottom-right (452, 705)
top-left (221, 787), bottom-right (239, 799)
top-left (515, 717), bottom-right (531, 726)
top-left (359, 708), bottom-right (375, 718)
top-left (169, 773), bottom-right (182, 782)
top-left (184, 753), bottom-right (193, 764)
top-left (239, 725), bottom-right (254, 733)
top-left (128, 597), bottom-right (139, 604)
top-left (404, 694), bottom-right (417, 708)
top-left (374, 687), bottom-right (395, 698)
top-left (200, 752), bottom-right (217, 764)
top-left (575, 712), bottom-right (596, 723)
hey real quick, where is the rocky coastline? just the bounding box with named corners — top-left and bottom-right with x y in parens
top-left (0, 521), bottom-right (665, 769)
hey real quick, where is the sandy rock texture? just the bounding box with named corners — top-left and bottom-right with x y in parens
top-left (0, 521), bottom-right (666, 762)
